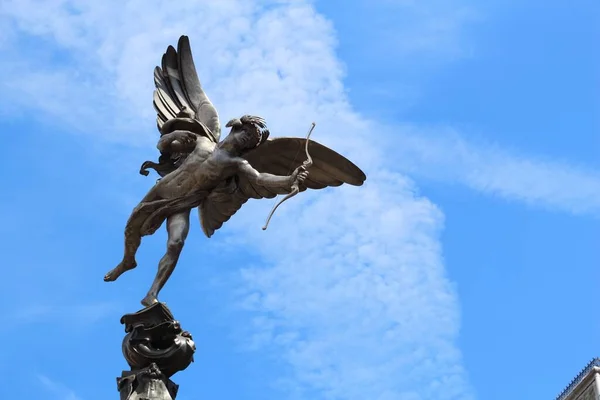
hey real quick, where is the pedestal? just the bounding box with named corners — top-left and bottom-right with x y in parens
top-left (115, 303), bottom-right (196, 400)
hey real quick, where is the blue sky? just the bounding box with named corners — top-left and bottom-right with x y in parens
top-left (0, 1), bottom-right (598, 399)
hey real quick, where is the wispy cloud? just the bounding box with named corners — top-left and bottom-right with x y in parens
top-left (38, 374), bottom-right (81, 400)
top-left (229, 173), bottom-right (472, 399)
top-left (387, 125), bottom-right (600, 216)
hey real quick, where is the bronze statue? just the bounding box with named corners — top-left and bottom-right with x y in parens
top-left (104, 35), bottom-right (366, 307)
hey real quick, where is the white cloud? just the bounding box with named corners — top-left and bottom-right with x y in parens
top-left (229, 173), bottom-right (472, 399)
top-left (385, 125), bottom-right (600, 216)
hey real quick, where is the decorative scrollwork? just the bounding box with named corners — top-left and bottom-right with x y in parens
top-left (120, 303), bottom-right (196, 378)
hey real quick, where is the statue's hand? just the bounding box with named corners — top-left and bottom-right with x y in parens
top-left (158, 130), bottom-right (197, 152)
top-left (290, 164), bottom-right (309, 186)
top-left (168, 131), bottom-right (196, 145)
top-left (176, 106), bottom-right (195, 119)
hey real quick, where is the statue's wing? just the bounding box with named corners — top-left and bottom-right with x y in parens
top-left (198, 137), bottom-right (366, 237)
top-left (153, 35), bottom-right (221, 141)
top-left (198, 182), bottom-right (250, 238)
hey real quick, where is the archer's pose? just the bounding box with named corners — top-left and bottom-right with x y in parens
top-left (103, 36), bottom-right (366, 307)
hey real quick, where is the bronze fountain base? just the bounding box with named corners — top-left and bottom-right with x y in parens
top-left (115, 303), bottom-right (195, 400)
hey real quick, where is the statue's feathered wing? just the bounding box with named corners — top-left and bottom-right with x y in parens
top-left (152, 35), bottom-right (220, 142)
top-left (142, 35), bottom-right (219, 177)
top-left (199, 138), bottom-right (366, 237)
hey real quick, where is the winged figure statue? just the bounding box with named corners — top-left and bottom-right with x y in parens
top-left (103, 35), bottom-right (366, 307)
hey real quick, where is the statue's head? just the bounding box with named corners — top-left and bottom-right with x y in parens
top-left (224, 115), bottom-right (270, 152)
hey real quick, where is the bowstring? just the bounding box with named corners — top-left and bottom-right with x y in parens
top-left (286, 137), bottom-right (304, 176)
top-left (261, 122), bottom-right (315, 231)
top-left (286, 121), bottom-right (316, 177)
top-left (264, 130), bottom-right (303, 216)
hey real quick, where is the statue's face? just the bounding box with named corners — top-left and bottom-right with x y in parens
top-left (225, 116), bottom-right (268, 152)
top-left (228, 123), bottom-right (259, 151)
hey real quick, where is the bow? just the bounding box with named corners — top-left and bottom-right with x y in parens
top-left (262, 122), bottom-right (316, 230)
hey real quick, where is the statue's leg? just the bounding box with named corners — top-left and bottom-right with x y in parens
top-left (104, 203), bottom-right (148, 282)
top-left (141, 209), bottom-right (191, 307)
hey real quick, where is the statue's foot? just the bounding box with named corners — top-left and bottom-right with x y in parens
top-left (104, 260), bottom-right (137, 282)
top-left (141, 293), bottom-right (159, 307)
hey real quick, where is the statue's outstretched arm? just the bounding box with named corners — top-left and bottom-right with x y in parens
top-left (157, 130), bottom-right (197, 153)
top-left (237, 159), bottom-right (295, 190)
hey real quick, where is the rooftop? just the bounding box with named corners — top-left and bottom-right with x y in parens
top-left (556, 358), bottom-right (600, 400)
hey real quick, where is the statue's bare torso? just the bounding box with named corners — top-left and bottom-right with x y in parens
top-left (147, 136), bottom-right (228, 201)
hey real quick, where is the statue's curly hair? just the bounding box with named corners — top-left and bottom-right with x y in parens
top-left (239, 115), bottom-right (270, 147)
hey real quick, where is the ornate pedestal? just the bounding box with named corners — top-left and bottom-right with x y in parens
top-left (115, 303), bottom-right (196, 400)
